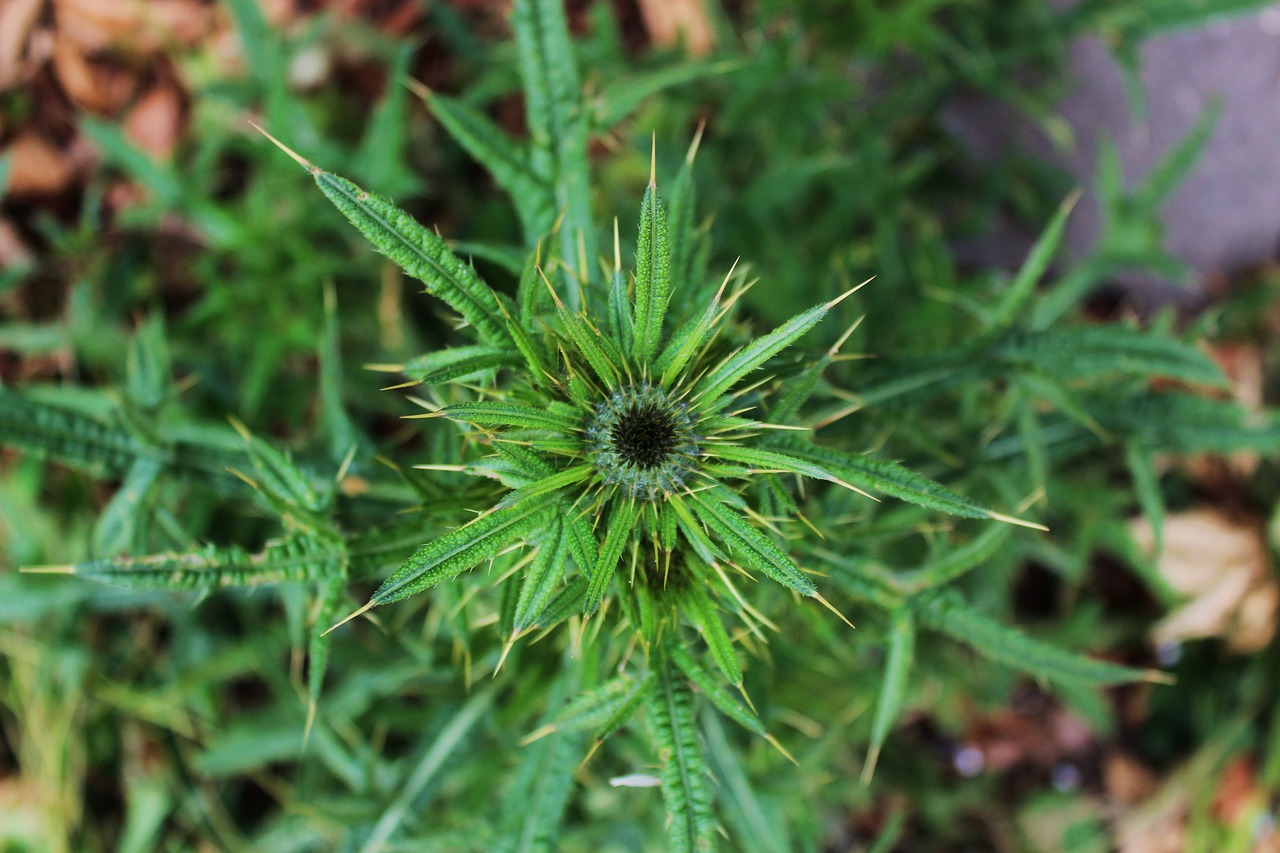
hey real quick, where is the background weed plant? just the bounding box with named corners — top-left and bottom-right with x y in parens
top-left (2, 1), bottom-right (1279, 851)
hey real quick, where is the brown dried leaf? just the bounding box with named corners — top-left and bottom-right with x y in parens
top-left (53, 0), bottom-right (210, 54)
top-left (1212, 756), bottom-right (1259, 824)
top-left (1105, 752), bottom-right (1159, 806)
top-left (51, 34), bottom-right (138, 114)
top-left (124, 83), bottom-right (183, 161)
top-left (1131, 509), bottom-right (1277, 653)
top-left (4, 132), bottom-right (77, 197)
top-left (0, 0), bottom-right (43, 90)
top-left (636, 0), bottom-right (714, 57)
top-left (0, 218), bottom-right (33, 269)
top-left (964, 702), bottom-right (1094, 773)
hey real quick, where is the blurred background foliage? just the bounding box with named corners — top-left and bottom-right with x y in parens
top-left (1, 0), bottom-right (1279, 851)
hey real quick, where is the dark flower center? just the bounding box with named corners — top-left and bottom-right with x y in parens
top-left (611, 402), bottom-right (680, 469)
top-left (585, 384), bottom-right (699, 501)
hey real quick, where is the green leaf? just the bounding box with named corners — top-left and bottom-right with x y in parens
top-left (511, 0), bottom-right (595, 298)
top-left (648, 650), bottom-right (716, 853)
top-left (563, 507), bottom-right (600, 576)
top-left (421, 90), bottom-right (553, 239)
top-left (633, 181), bottom-right (672, 364)
top-left (307, 167), bottom-right (509, 344)
top-left (0, 387), bottom-right (158, 477)
top-left (554, 674), bottom-right (649, 739)
top-left (997, 326), bottom-right (1227, 386)
top-left (320, 284), bottom-right (360, 461)
top-left (492, 665), bottom-right (582, 853)
top-left (513, 515), bottom-right (569, 632)
top-left (768, 356), bottom-right (830, 424)
top-left (707, 444), bottom-right (840, 485)
top-left (1125, 441), bottom-right (1165, 557)
top-left (680, 584), bottom-right (742, 686)
top-left (1099, 391), bottom-right (1280, 454)
top-left (702, 712), bottom-right (790, 853)
top-left (688, 489), bottom-right (816, 596)
top-left (591, 62), bottom-right (736, 132)
top-left (899, 523), bottom-right (1012, 593)
top-left (668, 641), bottom-right (761, 738)
top-left (124, 314), bottom-right (171, 413)
top-left (91, 457), bottom-right (163, 557)
top-left (403, 346), bottom-right (523, 384)
top-left (863, 606), bottom-right (914, 782)
top-left (608, 268), bottom-right (636, 354)
top-left (355, 42), bottom-right (419, 196)
top-left (585, 499), bottom-right (640, 615)
top-left (495, 465), bottom-right (593, 511)
top-left (373, 504), bottom-right (545, 606)
top-left (557, 306), bottom-right (624, 387)
top-left (531, 576), bottom-right (589, 630)
top-left (32, 538), bottom-right (341, 591)
top-left (693, 298), bottom-right (834, 407)
top-left (360, 690), bottom-right (494, 853)
top-left (667, 491), bottom-right (726, 565)
top-left (307, 575), bottom-right (346, 728)
top-left (657, 297), bottom-right (719, 388)
top-left (777, 442), bottom-right (995, 521)
top-left (989, 191), bottom-right (1079, 329)
top-left (439, 401), bottom-right (581, 434)
top-left (917, 591), bottom-right (1158, 686)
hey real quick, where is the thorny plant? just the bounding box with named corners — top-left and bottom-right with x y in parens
top-left (5, 1), bottom-right (1279, 850)
top-left (251, 109), bottom-right (1076, 840)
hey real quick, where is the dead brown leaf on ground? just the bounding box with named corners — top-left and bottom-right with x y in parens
top-left (5, 132), bottom-right (78, 197)
top-left (1105, 751), bottom-right (1160, 806)
top-left (964, 701), bottom-right (1094, 772)
top-left (51, 33), bottom-right (138, 114)
top-left (1131, 508), bottom-right (1277, 653)
top-left (53, 0), bottom-right (211, 54)
top-left (0, 0), bottom-right (44, 90)
top-left (124, 82), bottom-right (184, 161)
top-left (636, 0), bottom-right (714, 56)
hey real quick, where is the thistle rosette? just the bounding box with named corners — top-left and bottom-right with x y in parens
top-left (336, 182), bottom-right (869, 643)
top-left (259, 130), bottom-right (1041, 664)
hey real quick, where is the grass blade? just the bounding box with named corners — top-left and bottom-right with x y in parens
top-left (863, 606), bottom-right (915, 782)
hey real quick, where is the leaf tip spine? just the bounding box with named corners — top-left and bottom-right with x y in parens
top-left (613, 217), bottom-right (622, 273)
top-left (324, 600), bottom-right (376, 635)
top-left (686, 119), bottom-right (706, 165)
top-left (986, 511), bottom-right (1048, 532)
top-left (302, 701), bottom-right (317, 750)
top-left (250, 122), bottom-right (317, 173)
top-left (812, 591), bottom-right (855, 630)
top-left (827, 275), bottom-right (875, 310)
top-left (765, 733), bottom-right (799, 766)
top-left (649, 131), bottom-right (657, 187)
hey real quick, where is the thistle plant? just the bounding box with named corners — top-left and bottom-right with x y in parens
top-left (241, 112), bottom-right (1062, 845)
top-left (8, 2), bottom-right (1280, 851)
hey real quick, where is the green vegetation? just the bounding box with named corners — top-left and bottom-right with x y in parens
top-left (2, 1), bottom-right (1278, 850)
